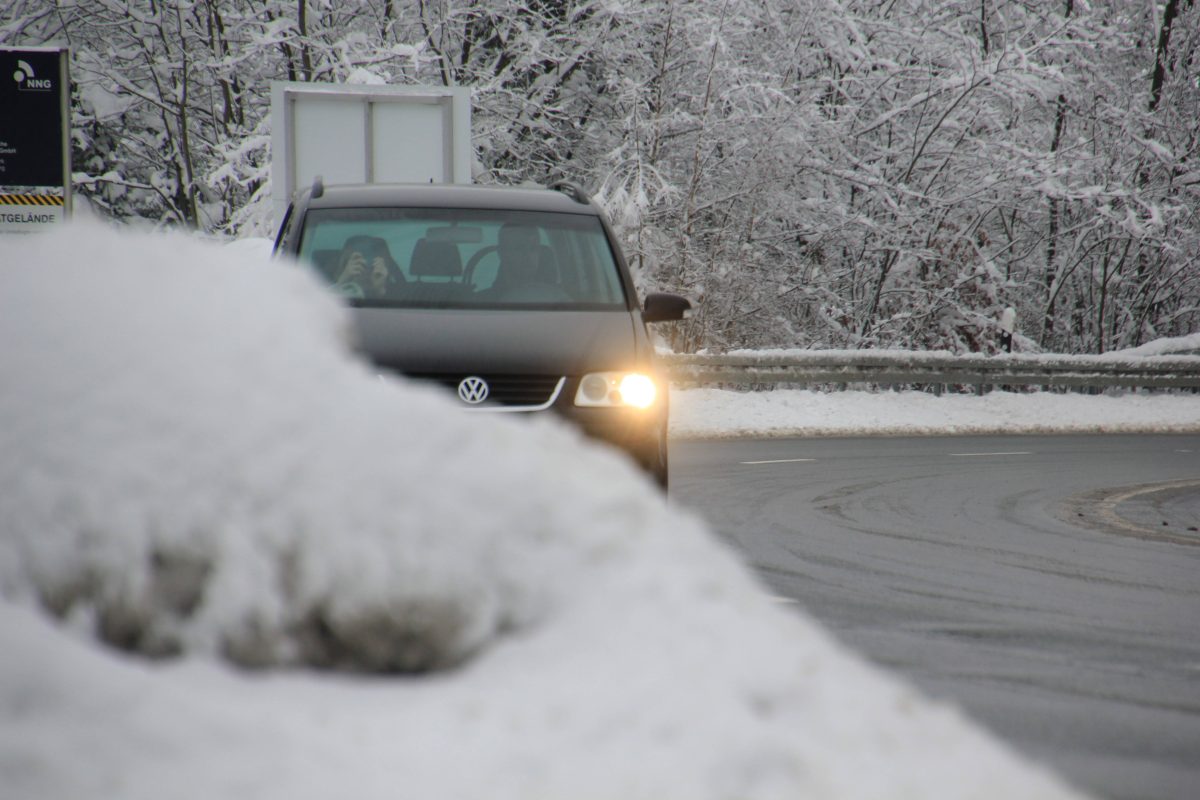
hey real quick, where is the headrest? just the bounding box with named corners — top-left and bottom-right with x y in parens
top-left (410, 239), bottom-right (463, 278)
top-left (499, 224), bottom-right (540, 249)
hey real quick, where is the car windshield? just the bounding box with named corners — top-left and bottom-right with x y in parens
top-left (297, 207), bottom-right (629, 310)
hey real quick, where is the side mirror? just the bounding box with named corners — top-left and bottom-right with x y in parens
top-left (642, 292), bottom-right (692, 323)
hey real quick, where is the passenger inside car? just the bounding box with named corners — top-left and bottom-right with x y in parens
top-left (333, 235), bottom-right (404, 299)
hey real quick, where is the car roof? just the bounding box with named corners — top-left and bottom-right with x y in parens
top-left (302, 182), bottom-right (600, 215)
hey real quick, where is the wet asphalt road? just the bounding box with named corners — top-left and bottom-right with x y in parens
top-left (670, 434), bottom-right (1200, 800)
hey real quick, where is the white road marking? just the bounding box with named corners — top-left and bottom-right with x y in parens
top-left (739, 458), bottom-right (817, 465)
top-left (949, 451), bottom-right (1033, 457)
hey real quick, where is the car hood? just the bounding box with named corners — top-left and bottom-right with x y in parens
top-left (350, 307), bottom-right (642, 375)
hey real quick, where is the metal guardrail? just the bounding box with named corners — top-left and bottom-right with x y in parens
top-left (660, 351), bottom-right (1200, 393)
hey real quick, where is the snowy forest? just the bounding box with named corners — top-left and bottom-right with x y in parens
top-left (3, 0), bottom-right (1198, 355)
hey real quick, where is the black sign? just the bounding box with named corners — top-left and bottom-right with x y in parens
top-left (0, 48), bottom-right (67, 188)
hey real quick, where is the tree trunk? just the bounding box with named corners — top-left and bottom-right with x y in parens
top-left (1042, 92), bottom-right (1068, 347)
top-left (1150, 0), bottom-right (1183, 112)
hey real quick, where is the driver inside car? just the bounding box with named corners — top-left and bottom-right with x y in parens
top-left (486, 224), bottom-right (552, 294)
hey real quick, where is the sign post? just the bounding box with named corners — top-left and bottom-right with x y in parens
top-left (0, 46), bottom-right (71, 234)
top-left (999, 307), bottom-right (1016, 353)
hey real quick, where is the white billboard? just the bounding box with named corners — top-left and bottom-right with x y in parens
top-left (271, 83), bottom-right (472, 226)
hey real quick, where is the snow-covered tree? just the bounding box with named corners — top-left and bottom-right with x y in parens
top-left (3, 0), bottom-right (1195, 353)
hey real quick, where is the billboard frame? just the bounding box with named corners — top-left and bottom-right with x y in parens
top-left (270, 82), bottom-right (472, 227)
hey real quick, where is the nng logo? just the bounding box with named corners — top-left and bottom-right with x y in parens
top-left (13, 60), bottom-right (52, 92)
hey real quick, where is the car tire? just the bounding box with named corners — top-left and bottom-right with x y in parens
top-left (651, 432), bottom-right (669, 492)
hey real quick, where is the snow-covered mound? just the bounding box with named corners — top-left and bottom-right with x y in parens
top-left (670, 386), bottom-right (1200, 439)
top-left (0, 220), bottom-right (665, 671)
top-left (0, 222), bottom-right (1088, 799)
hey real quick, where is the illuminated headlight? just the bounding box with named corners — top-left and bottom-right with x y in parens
top-left (574, 372), bottom-right (658, 409)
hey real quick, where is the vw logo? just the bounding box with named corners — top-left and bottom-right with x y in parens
top-left (457, 376), bottom-right (490, 405)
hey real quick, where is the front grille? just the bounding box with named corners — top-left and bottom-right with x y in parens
top-left (406, 373), bottom-right (565, 408)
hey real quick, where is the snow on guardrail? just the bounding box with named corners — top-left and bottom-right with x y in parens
top-left (660, 347), bottom-right (1200, 392)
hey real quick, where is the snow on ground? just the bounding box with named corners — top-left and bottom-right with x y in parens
top-left (670, 386), bottom-right (1200, 439)
top-left (0, 222), bottom-right (1100, 800)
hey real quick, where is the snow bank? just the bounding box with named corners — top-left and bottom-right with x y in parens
top-left (0, 221), bottom-right (657, 671)
top-left (0, 222), bottom-right (1089, 799)
top-left (670, 386), bottom-right (1200, 439)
